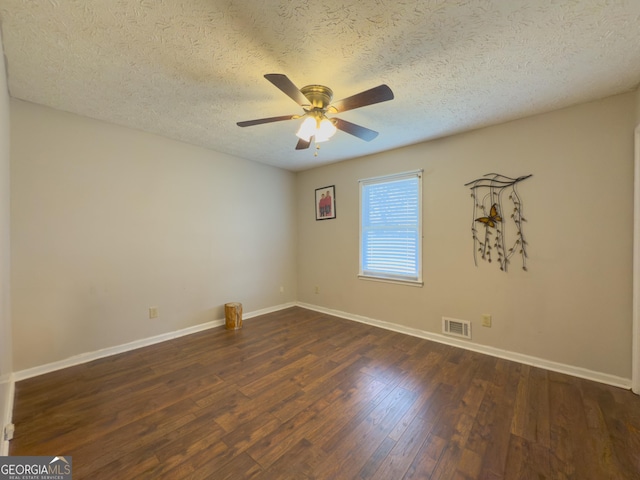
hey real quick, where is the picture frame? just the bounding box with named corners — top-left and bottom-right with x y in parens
top-left (315, 185), bottom-right (336, 220)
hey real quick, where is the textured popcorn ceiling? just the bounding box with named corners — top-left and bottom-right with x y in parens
top-left (1, 1), bottom-right (640, 171)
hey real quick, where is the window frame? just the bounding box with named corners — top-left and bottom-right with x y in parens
top-left (358, 170), bottom-right (423, 287)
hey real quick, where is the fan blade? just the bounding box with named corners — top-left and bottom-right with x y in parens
top-left (330, 84), bottom-right (394, 113)
top-left (264, 74), bottom-right (309, 106)
top-left (237, 115), bottom-right (297, 127)
top-left (334, 118), bottom-right (379, 141)
top-left (295, 137), bottom-right (311, 150)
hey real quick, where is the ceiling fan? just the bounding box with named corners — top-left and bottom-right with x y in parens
top-left (237, 74), bottom-right (394, 152)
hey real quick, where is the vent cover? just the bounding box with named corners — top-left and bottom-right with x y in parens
top-left (442, 317), bottom-right (471, 339)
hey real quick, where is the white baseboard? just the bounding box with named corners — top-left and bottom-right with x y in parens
top-left (296, 302), bottom-right (632, 390)
top-left (244, 302), bottom-right (297, 320)
top-left (1, 373), bottom-right (15, 456)
top-left (13, 302), bottom-right (296, 382)
top-left (11, 299), bottom-right (630, 391)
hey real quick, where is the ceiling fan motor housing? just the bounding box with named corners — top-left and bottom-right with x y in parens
top-left (300, 85), bottom-right (334, 109)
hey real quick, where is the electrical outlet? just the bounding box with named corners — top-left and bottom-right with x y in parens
top-left (314, 286), bottom-right (320, 294)
top-left (481, 314), bottom-right (492, 327)
top-left (4, 423), bottom-right (15, 441)
top-left (149, 307), bottom-right (159, 319)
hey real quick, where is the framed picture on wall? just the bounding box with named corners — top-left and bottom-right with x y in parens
top-left (315, 185), bottom-right (336, 220)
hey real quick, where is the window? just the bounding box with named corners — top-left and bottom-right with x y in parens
top-left (359, 170), bottom-right (423, 285)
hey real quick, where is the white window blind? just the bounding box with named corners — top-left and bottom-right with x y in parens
top-left (359, 170), bottom-right (422, 285)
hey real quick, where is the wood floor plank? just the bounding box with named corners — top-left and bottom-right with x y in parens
top-left (256, 437), bottom-right (327, 480)
top-left (403, 433), bottom-right (449, 479)
top-left (72, 399), bottom-right (205, 477)
top-left (9, 306), bottom-right (640, 479)
top-left (302, 375), bottom-right (388, 448)
top-left (247, 389), bottom-right (337, 468)
top-left (146, 416), bottom-right (228, 476)
top-left (367, 415), bottom-right (433, 480)
top-left (313, 385), bottom-right (419, 478)
top-left (238, 353), bottom-right (318, 397)
top-left (268, 378), bottom-right (343, 424)
top-left (356, 436), bottom-right (397, 479)
top-left (469, 361), bottom-right (523, 478)
top-left (503, 433), bottom-right (551, 480)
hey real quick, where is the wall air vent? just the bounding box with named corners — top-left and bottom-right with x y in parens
top-left (442, 317), bottom-right (471, 339)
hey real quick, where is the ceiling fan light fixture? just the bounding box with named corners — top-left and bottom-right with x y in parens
top-left (315, 117), bottom-right (337, 143)
top-left (296, 114), bottom-right (337, 143)
top-left (295, 116), bottom-right (317, 142)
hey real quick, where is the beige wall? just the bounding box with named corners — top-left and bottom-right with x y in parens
top-left (10, 100), bottom-right (298, 371)
top-left (634, 85), bottom-right (640, 392)
top-left (8, 88), bottom-right (638, 379)
top-left (0, 32), bottom-right (13, 449)
top-left (297, 92), bottom-right (635, 379)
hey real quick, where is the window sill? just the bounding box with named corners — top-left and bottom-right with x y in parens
top-left (357, 274), bottom-right (424, 287)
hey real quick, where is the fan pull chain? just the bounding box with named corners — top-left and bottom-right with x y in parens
top-left (315, 144), bottom-right (320, 157)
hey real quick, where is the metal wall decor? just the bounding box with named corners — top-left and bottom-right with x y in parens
top-left (465, 173), bottom-right (532, 272)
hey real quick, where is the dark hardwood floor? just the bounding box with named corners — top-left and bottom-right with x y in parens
top-left (10, 307), bottom-right (640, 479)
